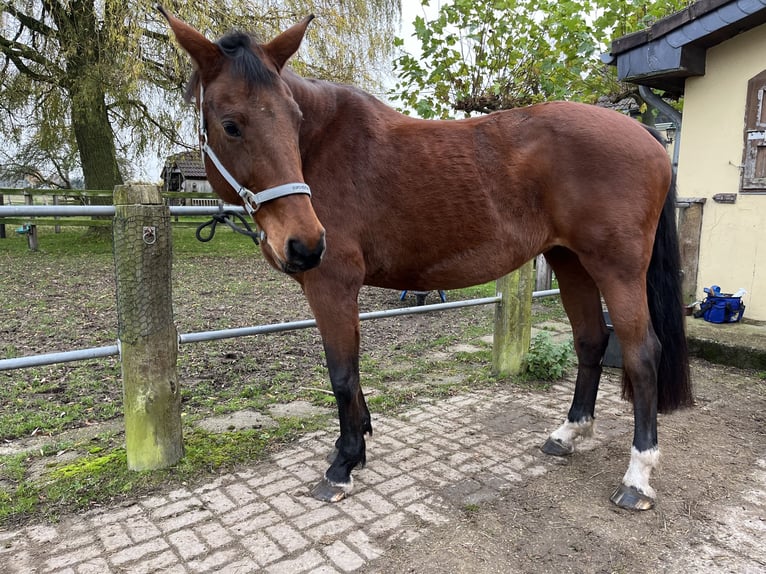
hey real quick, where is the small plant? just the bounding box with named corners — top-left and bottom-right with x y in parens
top-left (525, 332), bottom-right (575, 381)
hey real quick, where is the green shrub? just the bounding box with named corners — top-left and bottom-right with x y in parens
top-left (525, 332), bottom-right (575, 380)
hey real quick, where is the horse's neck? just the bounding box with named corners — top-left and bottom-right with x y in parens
top-left (284, 71), bottom-right (392, 149)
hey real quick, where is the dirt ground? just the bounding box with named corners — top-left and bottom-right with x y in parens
top-left (362, 359), bottom-right (766, 574)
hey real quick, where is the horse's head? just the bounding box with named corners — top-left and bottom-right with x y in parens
top-left (159, 7), bottom-right (325, 274)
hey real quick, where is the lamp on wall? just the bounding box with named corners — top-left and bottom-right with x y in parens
top-left (665, 124), bottom-right (676, 144)
top-left (655, 122), bottom-right (676, 145)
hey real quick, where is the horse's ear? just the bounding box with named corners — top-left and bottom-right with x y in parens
top-left (263, 15), bottom-right (314, 73)
top-left (158, 5), bottom-right (223, 83)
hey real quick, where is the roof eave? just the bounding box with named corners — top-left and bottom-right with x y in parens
top-left (608, 0), bottom-right (766, 94)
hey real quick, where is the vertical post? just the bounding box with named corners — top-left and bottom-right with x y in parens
top-left (493, 260), bottom-right (534, 376)
top-left (53, 195), bottom-right (61, 234)
top-left (677, 198), bottom-right (706, 304)
top-left (113, 184), bottom-right (183, 470)
top-left (0, 194), bottom-right (5, 239)
top-left (24, 192), bottom-right (38, 251)
top-left (535, 254), bottom-right (552, 291)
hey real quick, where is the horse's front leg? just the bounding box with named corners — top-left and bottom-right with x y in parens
top-left (540, 248), bottom-right (609, 456)
top-left (303, 278), bottom-right (371, 502)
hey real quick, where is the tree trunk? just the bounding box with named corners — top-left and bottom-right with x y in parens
top-left (54, 0), bottom-right (124, 192)
top-left (70, 85), bottom-right (124, 191)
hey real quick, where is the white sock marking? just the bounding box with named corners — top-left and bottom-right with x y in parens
top-left (549, 417), bottom-right (595, 449)
top-left (622, 446), bottom-right (660, 498)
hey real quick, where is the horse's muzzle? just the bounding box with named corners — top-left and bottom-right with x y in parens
top-left (284, 232), bottom-right (326, 273)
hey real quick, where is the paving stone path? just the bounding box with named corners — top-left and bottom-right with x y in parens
top-left (2, 370), bottom-right (764, 573)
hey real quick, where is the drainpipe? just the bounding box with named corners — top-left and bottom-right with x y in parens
top-left (639, 85), bottom-right (682, 171)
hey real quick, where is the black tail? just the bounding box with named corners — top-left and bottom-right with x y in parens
top-left (645, 164), bottom-right (693, 412)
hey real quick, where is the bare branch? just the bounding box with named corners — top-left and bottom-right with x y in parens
top-left (2, 2), bottom-right (58, 38)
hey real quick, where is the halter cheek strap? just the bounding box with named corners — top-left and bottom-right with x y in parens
top-left (198, 85), bottom-right (311, 216)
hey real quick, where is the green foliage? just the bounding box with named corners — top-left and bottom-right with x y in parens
top-left (525, 331), bottom-right (575, 381)
top-left (0, 1), bottom-right (401, 187)
top-left (392, 0), bottom-right (690, 118)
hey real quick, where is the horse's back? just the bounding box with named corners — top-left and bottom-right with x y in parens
top-left (307, 94), bottom-right (673, 290)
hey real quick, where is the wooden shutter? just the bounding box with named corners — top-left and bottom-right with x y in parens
top-left (742, 70), bottom-right (766, 191)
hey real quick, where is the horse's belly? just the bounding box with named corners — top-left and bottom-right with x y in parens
top-left (364, 243), bottom-right (536, 291)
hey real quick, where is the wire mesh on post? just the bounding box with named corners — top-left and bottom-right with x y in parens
top-left (113, 185), bottom-right (183, 470)
top-left (113, 214), bottom-right (173, 344)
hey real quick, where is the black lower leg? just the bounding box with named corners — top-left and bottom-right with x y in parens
top-left (567, 332), bottom-right (608, 422)
top-left (324, 351), bottom-right (371, 485)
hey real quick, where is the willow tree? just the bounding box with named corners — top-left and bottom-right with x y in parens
top-left (392, 0), bottom-right (688, 119)
top-left (0, 1), bottom-right (400, 189)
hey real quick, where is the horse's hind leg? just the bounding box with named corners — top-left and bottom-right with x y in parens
top-left (600, 279), bottom-right (662, 510)
top-left (302, 276), bottom-right (371, 502)
top-left (540, 247), bottom-right (610, 456)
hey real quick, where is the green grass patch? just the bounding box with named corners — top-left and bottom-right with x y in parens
top-left (0, 415), bottom-right (328, 527)
top-left (450, 281), bottom-right (496, 300)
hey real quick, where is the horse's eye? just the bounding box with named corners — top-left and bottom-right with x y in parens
top-left (222, 121), bottom-right (241, 137)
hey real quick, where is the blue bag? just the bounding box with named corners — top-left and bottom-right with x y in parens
top-left (697, 286), bottom-right (745, 323)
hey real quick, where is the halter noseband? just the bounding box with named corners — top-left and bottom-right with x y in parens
top-left (198, 85), bottom-right (311, 216)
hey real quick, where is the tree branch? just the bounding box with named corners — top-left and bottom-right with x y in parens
top-left (0, 36), bottom-right (58, 83)
top-left (2, 2), bottom-right (58, 38)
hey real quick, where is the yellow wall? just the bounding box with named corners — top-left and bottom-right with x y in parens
top-left (676, 25), bottom-right (766, 321)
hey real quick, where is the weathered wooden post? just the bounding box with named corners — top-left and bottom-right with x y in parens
top-left (493, 260), bottom-right (534, 376)
top-left (53, 195), bottom-right (61, 234)
top-left (24, 192), bottom-right (38, 251)
top-left (677, 197), bottom-right (706, 304)
top-left (0, 193), bottom-right (5, 239)
top-left (535, 254), bottom-right (553, 291)
top-left (113, 184), bottom-right (183, 470)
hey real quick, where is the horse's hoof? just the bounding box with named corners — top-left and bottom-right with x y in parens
top-left (610, 483), bottom-right (655, 511)
top-left (541, 437), bottom-right (574, 456)
top-left (310, 476), bottom-right (352, 503)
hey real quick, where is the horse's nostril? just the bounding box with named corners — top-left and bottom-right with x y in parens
top-left (286, 235), bottom-right (325, 271)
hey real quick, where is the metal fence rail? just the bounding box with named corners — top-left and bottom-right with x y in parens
top-left (0, 205), bottom-right (243, 217)
top-left (0, 291), bottom-right (560, 372)
top-left (0, 200), bottom-right (560, 372)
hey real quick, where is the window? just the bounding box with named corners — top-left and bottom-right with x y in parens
top-left (741, 69), bottom-right (766, 192)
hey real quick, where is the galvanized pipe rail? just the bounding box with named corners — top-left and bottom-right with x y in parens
top-left (0, 291), bottom-right (560, 372)
top-left (0, 205), bottom-right (243, 217)
top-left (0, 201), bottom-right (559, 372)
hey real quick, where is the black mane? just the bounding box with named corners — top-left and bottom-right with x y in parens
top-left (184, 30), bottom-right (276, 103)
top-left (216, 31), bottom-right (277, 86)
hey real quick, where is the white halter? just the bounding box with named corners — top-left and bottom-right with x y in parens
top-left (198, 85), bottom-right (311, 216)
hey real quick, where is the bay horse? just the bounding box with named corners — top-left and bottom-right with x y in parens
top-left (159, 8), bottom-right (692, 511)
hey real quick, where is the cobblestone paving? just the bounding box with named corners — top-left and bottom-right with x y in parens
top-left (2, 377), bottom-right (764, 573)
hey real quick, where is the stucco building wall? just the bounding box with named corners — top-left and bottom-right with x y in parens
top-left (676, 25), bottom-right (766, 320)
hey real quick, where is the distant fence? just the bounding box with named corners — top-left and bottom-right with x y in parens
top-left (1, 184), bottom-right (556, 471)
top-left (0, 187), bottom-right (226, 246)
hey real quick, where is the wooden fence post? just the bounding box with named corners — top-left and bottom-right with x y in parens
top-left (24, 192), bottom-right (38, 251)
top-left (113, 184), bottom-right (183, 470)
top-left (493, 260), bottom-right (534, 376)
top-left (0, 194), bottom-right (5, 239)
top-left (535, 254), bottom-right (552, 291)
top-left (677, 198), bottom-right (706, 304)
